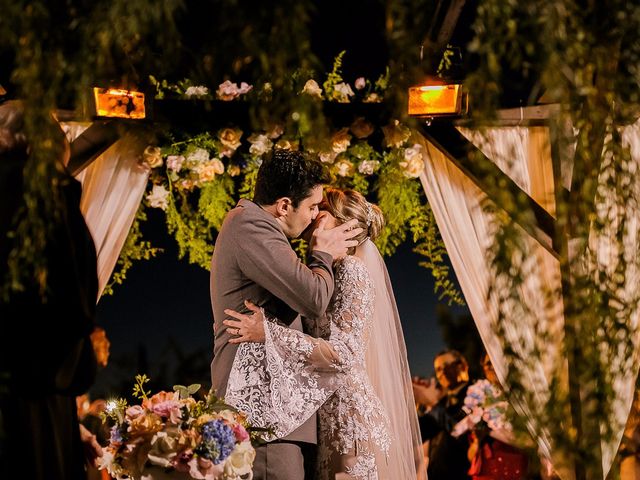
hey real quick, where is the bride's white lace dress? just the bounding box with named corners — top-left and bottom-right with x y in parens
top-left (225, 255), bottom-right (392, 479)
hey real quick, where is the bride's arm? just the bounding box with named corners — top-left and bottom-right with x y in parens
top-left (223, 292), bottom-right (367, 373)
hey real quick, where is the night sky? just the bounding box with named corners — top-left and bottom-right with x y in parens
top-left (92, 208), bottom-right (470, 397)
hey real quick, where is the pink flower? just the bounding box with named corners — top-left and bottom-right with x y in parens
top-left (125, 405), bottom-right (145, 421)
top-left (151, 400), bottom-right (182, 424)
top-left (232, 424), bottom-right (250, 442)
top-left (355, 77), bottom-right (366, 90)
top-left (216, 80), bottom-right (239, 101)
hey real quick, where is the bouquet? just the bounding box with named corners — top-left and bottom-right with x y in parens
top-left (99, 375), bottom-right (264, 480)
top-left (452, 379), bottom-right (512, 438)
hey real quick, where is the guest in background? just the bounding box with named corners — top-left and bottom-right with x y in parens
top-left (0, 100), bottom-right (101, 479)
top-left (464, 353), bottom-right (528, 480)
top-left (413, 349), bottom-right (472, 480)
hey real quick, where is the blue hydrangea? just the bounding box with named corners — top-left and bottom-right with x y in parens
top-left (196, 419), bottom-right (237, 464)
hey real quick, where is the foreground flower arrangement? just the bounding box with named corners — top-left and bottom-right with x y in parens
top-left (99, 375), bottom-right (263, 480)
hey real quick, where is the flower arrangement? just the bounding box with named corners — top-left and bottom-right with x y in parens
top-left (452, 379), bottom-right (513, 438)
top-left (98, 375), bottom-right (263, 480)
top-left (108, 53), bottom-right (465, 307)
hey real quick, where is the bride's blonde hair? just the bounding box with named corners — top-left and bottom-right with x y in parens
top-left (324, 188), bottom-right (385, 248)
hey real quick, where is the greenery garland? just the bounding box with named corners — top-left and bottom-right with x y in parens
top-left (114, 53), bottom-right (464, 306)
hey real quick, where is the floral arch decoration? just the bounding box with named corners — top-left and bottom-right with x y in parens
top-left (111, 57), bottom-right (464, 306)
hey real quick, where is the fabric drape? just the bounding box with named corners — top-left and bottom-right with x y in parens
top-left (62, 123), bottom-right (149, 298)
top-left (417, 124), bottom-right (640, 478)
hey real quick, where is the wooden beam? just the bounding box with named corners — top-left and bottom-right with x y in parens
top-left (67, 120), bottom-right (119, 176)
top-left (454, 104), bottom-right (561, 127)
top-left (422, 0), bottom-right (467, 73)
top-left (419, 121), bottom-right (559, 258)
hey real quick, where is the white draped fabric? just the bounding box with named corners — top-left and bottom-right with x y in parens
top-left (62, 123), bottom-right (149, 298)
top-left (417, 124), bottom-right (640, 478)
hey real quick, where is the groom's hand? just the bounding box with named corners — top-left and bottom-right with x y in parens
top-left (224, 300), bottom-right (266, 344)
top-left (311, 217), bottom-right (362, 260)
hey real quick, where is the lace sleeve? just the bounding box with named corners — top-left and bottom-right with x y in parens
top-left (324, 256), bottom-right (375, 371)
top-left (263, 257), bottom-right (374, 373)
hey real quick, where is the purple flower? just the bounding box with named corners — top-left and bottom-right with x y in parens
top-left (110, 425), bottom-right (125, 444)
top-left (196, 420), bottom-right (236, 464)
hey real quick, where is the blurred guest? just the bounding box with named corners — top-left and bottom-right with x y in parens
top-left (0, 100), bottom-right (101, 479)
top-left (465, 353), bottom-right (528, 480)
top-left (413, 349), bottom-right (472, 480)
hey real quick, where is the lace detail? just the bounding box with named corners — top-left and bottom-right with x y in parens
top-left (225, 256), bottom-right (392, 477)
top-left (346, 452), bottom-right (378, 480)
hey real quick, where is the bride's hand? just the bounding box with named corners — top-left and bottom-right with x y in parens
top-left (223, 300), bottom-right (266, 344)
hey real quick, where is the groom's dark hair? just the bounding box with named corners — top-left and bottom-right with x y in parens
top-left (253, 149), bottom-right (330, 208)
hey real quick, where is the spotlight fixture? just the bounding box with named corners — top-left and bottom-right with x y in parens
top-left (93, 87), bottom-right (146, 119)
top-left (408, 83), bottom-right (467, 118)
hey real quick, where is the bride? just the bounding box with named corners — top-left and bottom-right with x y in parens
top-left (223, 188), bottom-right (424, 479)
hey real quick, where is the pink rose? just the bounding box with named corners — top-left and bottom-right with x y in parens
top-left (151, 400), bottom-right (182, 424)
top-left (232, 424), bottom-right (250, 442)
top-left (125, 405), bottom-right (145, 421)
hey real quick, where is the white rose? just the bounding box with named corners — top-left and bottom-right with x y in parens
top-left (333, 82), bottom-right (354, 103)
top-left (185, 147), bottom-right (210, 168)
top-left (248, 133), bottom-right (273, 157)
top-left (301, 79), bottom-right (323, 99)
top-left (166, 155), bottom-right (184, 172)
top-left (223, 441), bottom-right (256, 478)
top-left (331, 128), bottom-right (352, 154)
top-left (399, 144), bottom-right (425, 178)
top-left (146, 184), bottom-right (170, 210)
top-left (335, 159), bottom-right (354, 177)
top-left (358, 159), bottom-right (380, 175)
top-left (184, 86), bottom-right (209, 98)
top-left (319, 151), bottom-right (338, 164)
top-left (147, 429), bottom-right (181, 468)
top-left (142, 146), bottom-right (163, 169)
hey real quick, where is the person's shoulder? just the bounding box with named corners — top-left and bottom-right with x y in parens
top-left (225, 200), bottom-right (282, 237)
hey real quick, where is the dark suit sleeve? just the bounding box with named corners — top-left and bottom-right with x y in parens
top-left (234, 216), bottom-right (334, 320)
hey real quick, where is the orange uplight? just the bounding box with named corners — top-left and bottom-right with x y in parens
top-left (93, 87), bottom-right (145, 119)
top-left (408, 83), bottom-right (465, 117)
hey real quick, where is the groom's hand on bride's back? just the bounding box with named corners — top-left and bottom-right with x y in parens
top-left (310, 216), bottom-right (362, 260)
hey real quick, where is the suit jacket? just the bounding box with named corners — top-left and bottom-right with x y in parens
top-left (210, 198), bottom-right (334, 443)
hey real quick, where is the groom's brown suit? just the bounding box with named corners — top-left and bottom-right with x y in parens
top-left (210, 199), bottom-right (334, 479)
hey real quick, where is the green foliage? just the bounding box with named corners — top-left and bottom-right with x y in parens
top-left (199, 176), bottom-right (236, 231)
top-left (173, 383), bottom-right (201, 399)
top-left (375, 150), bottom-right (418, 255)
top-left (322, 51), bottom-right (346, 101)
top-left (413, 205), bottom-right (465, 306)
top-left (132, 373), bottom-right (151, 400)
top-left (467, 1), bottom-right (640, 477)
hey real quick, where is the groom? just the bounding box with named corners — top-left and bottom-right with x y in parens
top-left (210, 149), bottom-right (361, 479)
